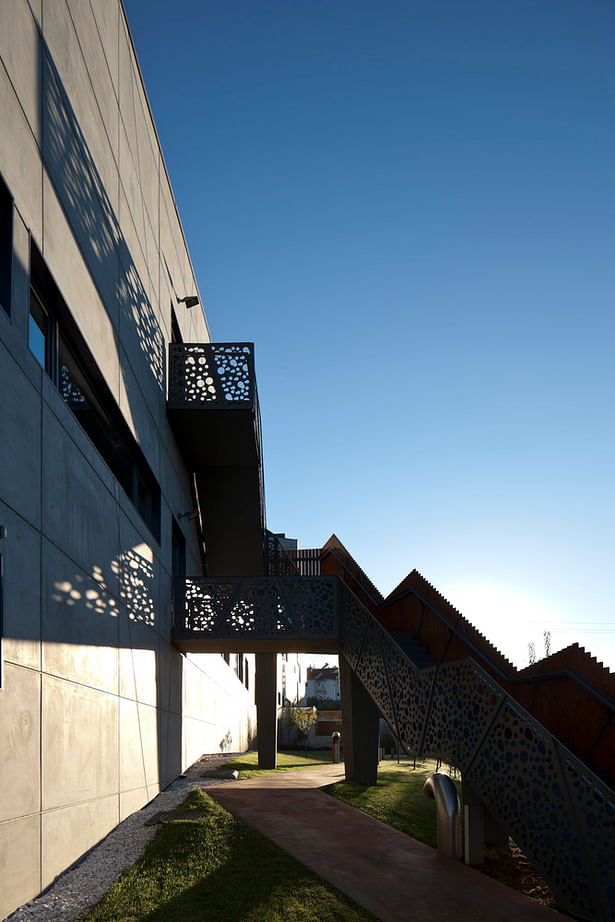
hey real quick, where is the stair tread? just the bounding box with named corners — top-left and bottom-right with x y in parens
top-left (389, 631), bottom-right (434, 667)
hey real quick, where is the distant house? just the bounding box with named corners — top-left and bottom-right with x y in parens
top-left (304, 664), bottom-right (340, 703)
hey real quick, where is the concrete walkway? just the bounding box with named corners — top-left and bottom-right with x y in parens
top-left (207, 763), bottom-right (566, 922)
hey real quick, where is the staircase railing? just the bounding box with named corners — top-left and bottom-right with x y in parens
top-left (265, 530), bottom-right (300, 578)
top-left (339, 580), bottom-right (615, 922)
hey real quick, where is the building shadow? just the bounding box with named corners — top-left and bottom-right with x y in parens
top-left (41, 38), bottom-right (165, 393)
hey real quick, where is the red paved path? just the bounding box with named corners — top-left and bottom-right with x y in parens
top-left (207, 763), bottom-right (567, 922)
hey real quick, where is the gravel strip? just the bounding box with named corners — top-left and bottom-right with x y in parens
top-left (5, 754), bottom-right (242, 922)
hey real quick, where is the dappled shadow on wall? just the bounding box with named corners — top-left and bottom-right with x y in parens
top-left (41, 40), bottom-right (164, 391)
top-left (49, 543), bottom-right (157, 643)
top-left (114, 544), bottom-right (156, 628)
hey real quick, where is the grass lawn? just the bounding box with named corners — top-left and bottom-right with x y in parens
top-left (327, 758), bottom-right (462, 849)
top-left (220, 749), bottom-right (333, 779)
top-left (82, 788), bottom-right (376, 922)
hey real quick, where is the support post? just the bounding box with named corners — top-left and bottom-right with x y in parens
top-left (464, 803), bottom-right (485, 865)
top-left (255, 652), bottom-right (277, 769)
top-left (340, 655), bottom-right (380, 785)
top-left (462, 780), bottom-right (508, 857)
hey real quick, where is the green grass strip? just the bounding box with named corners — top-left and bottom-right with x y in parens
top-left (219, 748), bottom-right (333, 779)
top-left (327, 760), bottom-right (462, 849)
top-left (82, 789), bottom-right (376, 922)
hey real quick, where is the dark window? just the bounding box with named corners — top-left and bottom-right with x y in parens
top-left (0, 175), bottom-right (12, 316)
top-left (171, 305), bottom-right (183, 344)
top-left (171, 519), bottom-right (186, 627)
top-left (172, 519), bottom-right (186, 581)
top-left (29, 287), bottom-right (53, 371)
top-left (244, 658), bottom-right (249, 691)
top-left (30, 244), bottom-right (161, 542)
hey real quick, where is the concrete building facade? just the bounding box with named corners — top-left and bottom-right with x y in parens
top-left (0, 3), bottom-right (256, 917)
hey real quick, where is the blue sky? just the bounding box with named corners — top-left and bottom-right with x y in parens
top-left (124, 0), bottom-right (615, 669)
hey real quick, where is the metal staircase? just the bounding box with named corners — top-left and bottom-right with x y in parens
top-left (166, 351), bottom-right (613, 921)
top-left (172, 569), bottom-right (614, 921)
top-left (339, 579), bottom-right (615, 922)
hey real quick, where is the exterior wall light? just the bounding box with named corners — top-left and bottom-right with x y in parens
top-left (178, 510), bottom-right (199, 521)
top-left (177, 295), bottom-right (199, 309)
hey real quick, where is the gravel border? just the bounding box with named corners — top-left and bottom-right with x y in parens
top-left (5, 754), bottom-right (242, 922)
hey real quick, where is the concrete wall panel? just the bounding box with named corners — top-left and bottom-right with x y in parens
top-left (119, 786), bottom-right (148, 823)
top-left (118, 509), bottom-right (160, 630)
top-left (118, 22), bottom-right (139, 177)
top-left (90, 0), bottom-right (118, 98)
top-left (41, 406), bottom-right (120, 597)
top-left (118, 696), bottom-right (148, 792)
top-left (159, 438), bottom-right (195, 531)
top-left (0, 344), bottom-right (42, 527)
top-left (157, 563), bottom-right (173, 641)
top-left (42, 675), bottom-right (118, 809)
top-left (0, 0), bottom-right (41, 144)
top-left (0, 67), bottom-right (43, 245)
top-left (132, 89), bottom-right (159, 244)
top-left (182, 714), bottom-right (209, 768)
top-left (118, 615), bottom-right (159, 706)
top-left (0, 663), bottom-right (41, 822)
top-left (136, 701), bottom-right (158, 788)
top-left (159, 188), bottom-right (188, 307)
top-left (27, 0), bottom-right (42, 27)
top-left (0, 500), bottom-right (41, 670)
top-left (118, 124), bottom-right (150, 277)
top-left (41, 793), bottom-right (118, 890)
top-left (156, 638), bottom-right (183, 714)
top-left (42, 542), bottom-right (119, 694)
top-left (118, 345), bottom-right (161, 474)
top-left (42, 0), bottom-right (118, 216)
top-left (42, 173), bottom-right (120, 382)
top-left (2, 213), bottom-right (33, 366)
top-left (42, 376), bottom-right (117, 496)
top-left (0, 814), bottom-right (41, 921)
top-left (65, 0), bottom-right (119, 160)
top-left (157, 706), bottom-right (182, 787)
top-left (118, 244), bottom-right (165, 414)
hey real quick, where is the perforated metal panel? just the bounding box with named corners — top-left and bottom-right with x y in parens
top-left (168, 342), bottom-right (255, 407)
top-left (176, 576), bottom-right (338, 643)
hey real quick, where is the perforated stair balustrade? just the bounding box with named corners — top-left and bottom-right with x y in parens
top-left (339, 582), bottom-right (615, 922)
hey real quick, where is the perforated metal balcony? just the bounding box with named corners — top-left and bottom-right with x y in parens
top-left (167, 343), bottom-right (264, 575)
top-left (167, 342), bottom-right (261, 468)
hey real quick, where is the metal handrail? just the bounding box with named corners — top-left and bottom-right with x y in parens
top-left (264, 530), bottom-right (300, 577)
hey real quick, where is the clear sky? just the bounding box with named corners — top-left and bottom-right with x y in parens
top-left (124, 0), bottom-right (615, 670)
